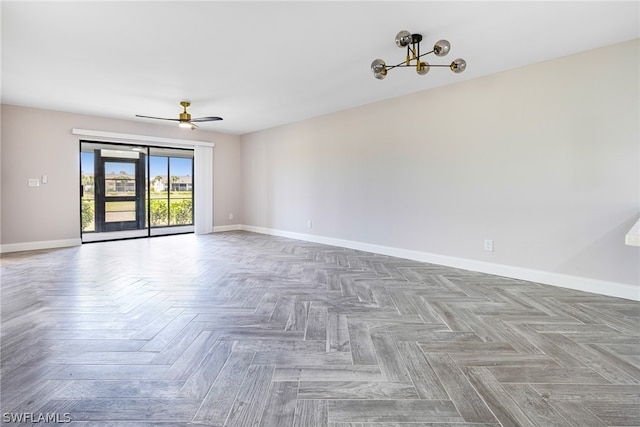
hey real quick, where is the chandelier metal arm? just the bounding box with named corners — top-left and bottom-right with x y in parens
top-left (417, 50), bottom-right (436, 59)
top-left (387, 49), bottom-right (437, 70)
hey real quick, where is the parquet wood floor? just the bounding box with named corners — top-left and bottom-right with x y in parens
top-left (1, 231), bottom-right (638, 426)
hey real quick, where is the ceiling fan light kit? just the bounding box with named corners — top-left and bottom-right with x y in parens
top-left (136, 101), bottom-right (223, 130)
top-left (371, 30), bottom-right (466, 80)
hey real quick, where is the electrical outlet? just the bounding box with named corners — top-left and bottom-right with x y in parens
top-left (228, 213), bottom-right (234, 220)
top-left (484, 239), bottom-right (494, 252)
top-left (307, 220), bottom-right (313, 229)
top-left (28, 179), bottom-right (40, 187)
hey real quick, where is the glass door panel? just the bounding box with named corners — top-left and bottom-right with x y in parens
top-left (100, 158), bottom-right (144, 232)
top-left (80, 142), bottom-right (148, 242)
top-left (105, 201), bottom-right (137, 222)
top-left (148, 147), bottom-right (194, 236)
top-left (149, 156), bottom-right (169, 227)
top-left (169, 157), bottom-right (193, 226)
top-left (81, 152), bottom-right (96, 232)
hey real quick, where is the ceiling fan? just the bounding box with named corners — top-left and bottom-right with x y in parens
top-left (136, 101), bottom-right (223, 130)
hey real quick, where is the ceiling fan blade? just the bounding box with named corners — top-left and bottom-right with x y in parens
top-left (135, 115), bottom-right (180, 122)
top-left (190, 116), bottom-right (223, 122)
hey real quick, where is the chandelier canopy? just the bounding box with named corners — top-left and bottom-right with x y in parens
top-left (371, 30), bottom-right (466, 80)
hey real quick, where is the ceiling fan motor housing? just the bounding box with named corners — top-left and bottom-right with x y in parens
top-left (179, 101), bottom-right (191, 121)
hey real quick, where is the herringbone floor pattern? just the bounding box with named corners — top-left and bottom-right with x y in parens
top-left (1, 231), bottom-right (639, 426)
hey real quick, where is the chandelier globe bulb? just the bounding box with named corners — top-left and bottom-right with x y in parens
top-left (416, 61), bottom-right (430, 75)
top-left (450, 58), bottom-right (467, 73)
top-left (395, 30), bottom-right (412, 47)
top-left (371, 58), bottom-right (387, 75)
top-left (433, 40), bottom-right (451, 57)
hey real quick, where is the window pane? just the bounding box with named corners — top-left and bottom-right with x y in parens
top-left (147, 149), bottom-right (194, 229)
top-left (149, 156), bottom-right (169, 226)
top-left (105, 201), bottom-right (136, 222)
top-left (104, 162), bottom-right (136, 196)
top-left (81, 151), bottom-right (95, 231)
top-left (169, 157), bottom-right (193, 225)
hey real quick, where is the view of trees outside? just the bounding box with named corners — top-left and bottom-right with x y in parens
top-left (80, 151), bottom-right (193, 231)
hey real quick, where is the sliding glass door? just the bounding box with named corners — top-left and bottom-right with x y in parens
top-left (80, 141), bottom-right (194, 242)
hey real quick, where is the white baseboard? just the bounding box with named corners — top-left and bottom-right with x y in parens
top-left (240, 225), bottom-right (640, 302)
top-left (1, 238), bottom-right (82, 254)
top-left (213, 224), bottom-right (242, 233)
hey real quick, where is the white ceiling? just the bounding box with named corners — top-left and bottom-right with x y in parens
top-left (2, 1), bottom-right (638, 135)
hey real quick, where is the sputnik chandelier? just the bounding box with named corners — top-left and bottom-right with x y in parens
top-left (371, 30), bottom-right (466, 79)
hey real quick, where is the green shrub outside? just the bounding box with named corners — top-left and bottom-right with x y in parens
top-left (170, 199), bottom-right (193, 225)
top-left (150, 199), bottom-right (193, 226)
top-left (81, 198), bottom-right (193, 230)
top-left (150, 199), bottom-right (169, 226)
top-left (81, 199), bottom-right (94, 231)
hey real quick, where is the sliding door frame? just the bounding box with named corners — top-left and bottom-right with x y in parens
top-left (75, 129), bottom-right (214, 242)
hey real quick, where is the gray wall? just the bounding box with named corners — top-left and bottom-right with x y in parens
top-left (241, 39), bottom-right (640, 290)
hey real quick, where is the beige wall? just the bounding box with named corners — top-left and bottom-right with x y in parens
top-left (0, 105), bottom-right (242, 245)
top-left (241, 39), bottom-right (640, 288)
